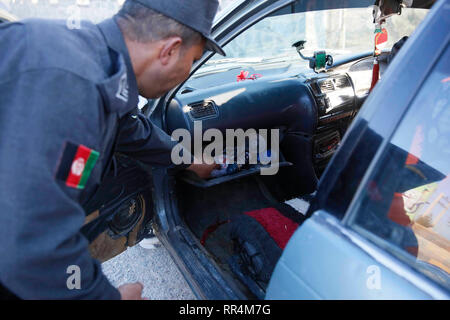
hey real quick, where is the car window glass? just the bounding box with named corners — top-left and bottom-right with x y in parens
top-left (200, 7), bottom-right (427, 69)
top-left (191, 6), bottom-right (426, 92)
top-left (348, 45), bottom-right (450, 290)
top-left (313, 121), bottom-right (384, 220)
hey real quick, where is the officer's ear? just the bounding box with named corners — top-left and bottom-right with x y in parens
top-left (159, 37), bottom-right (183, 66)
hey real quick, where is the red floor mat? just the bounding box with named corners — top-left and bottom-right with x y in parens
top-left (244, 207), bottom-right (299, 249)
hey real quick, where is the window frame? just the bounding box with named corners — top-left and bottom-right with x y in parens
top-left (341, 42), bottom-right (450, 292)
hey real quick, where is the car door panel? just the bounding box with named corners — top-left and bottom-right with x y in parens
top-left (266, 211), bottom-right (436, 299)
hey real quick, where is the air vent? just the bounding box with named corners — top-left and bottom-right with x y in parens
top-left (318, 75), bottom-right (351, 93)
top-left (314, 74), bottom-right (355, 116)
top-left (334, 75), bottom-right (351, 89)
top-left (319, 79), bottom-right (334, 93)
top-left (188, 101), bottom-right (218, 120)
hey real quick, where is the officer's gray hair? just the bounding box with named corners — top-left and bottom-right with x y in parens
top-left (117, 0), bottom-right (203, 47)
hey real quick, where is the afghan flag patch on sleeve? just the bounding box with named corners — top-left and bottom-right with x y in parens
top-left (56, 142), bottom-right (100, 189)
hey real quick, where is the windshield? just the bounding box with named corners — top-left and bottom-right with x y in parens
top-left (205, 7), bottom-right (428, 67)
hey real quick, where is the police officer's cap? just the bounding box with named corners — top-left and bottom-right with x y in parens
top-left (130, 0), bottom-right (226, 56)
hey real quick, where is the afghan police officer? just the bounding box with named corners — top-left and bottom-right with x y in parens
top-left (0, 0), bottom-right (225, 299)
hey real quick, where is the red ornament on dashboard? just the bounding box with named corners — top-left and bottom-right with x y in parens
top-left (237, 70), bottom-right (262, 82)
top-left (237, 70), bottom-right (249, 82)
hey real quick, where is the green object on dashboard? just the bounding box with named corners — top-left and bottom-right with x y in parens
top-left (315, 52), bottom-right (326, 69)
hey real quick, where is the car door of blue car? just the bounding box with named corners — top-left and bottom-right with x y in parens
top-left (266, 0), bottom-right (450, 299)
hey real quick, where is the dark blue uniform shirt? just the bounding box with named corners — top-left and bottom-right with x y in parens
top-left (0, 16), bottom-right (180, 299)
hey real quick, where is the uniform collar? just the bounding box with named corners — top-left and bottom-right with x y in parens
top-left (97, 17), bottom-right (139, 117)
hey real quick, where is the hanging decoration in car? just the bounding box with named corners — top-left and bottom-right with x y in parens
top-left (292, 40), bottom-right (333, 73)
top-left (370, 0), bottom-right (411, 91)
top-left (370, 24), bottom-right (388, 91)
top-left (374, 27), bottom-right (388, 56)
top-left (236, 70), bottom-right (262, 82)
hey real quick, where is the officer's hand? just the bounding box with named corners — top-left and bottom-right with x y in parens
top-left (118, 282), bottom-right (146, 300)
top-left (186, 163), bottom-right (220, 179)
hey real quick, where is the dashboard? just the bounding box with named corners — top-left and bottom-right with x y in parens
top-left (165, 54), bottom-right (375, 185)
